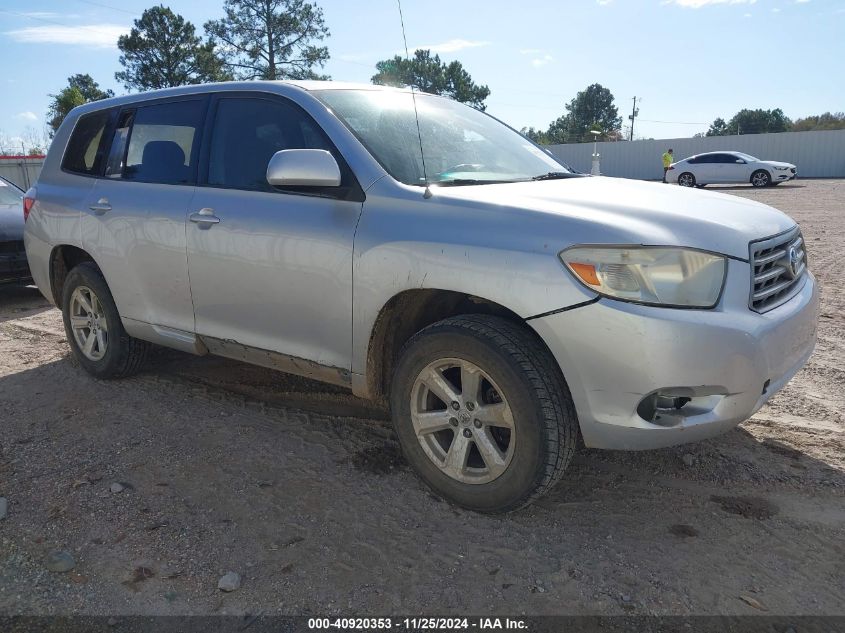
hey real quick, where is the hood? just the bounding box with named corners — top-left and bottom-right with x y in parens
top-left (0, 202), bottom-right (24, 242)
top-left (431, 176), bottom-right (796, 260)
top-left (758, 160), bottom-right (795, 168)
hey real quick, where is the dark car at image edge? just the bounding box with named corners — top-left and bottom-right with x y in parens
top-left (0, 175), bottom-right (33, 285)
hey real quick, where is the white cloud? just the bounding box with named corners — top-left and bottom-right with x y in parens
top-left (532, 54), bottom-right (554, 68)
top-left (15, 112), bottom-right (38, 122)
top-left (772, 6), bottom-right (781, 11)
top-left (597, 0), bottom-right (613, 5)
top-left (21, 12), bottom-right (59, 18)
top-left (519, 48), bottom-right (542, 55)
top-left (795, 0), bottom-right (810, 3)
top-left (414, 39), bottom-right (491, 53)
top-left (5, 24), bottom-right (127, 48)
top-left (664, 0), bottom-right (757, 7)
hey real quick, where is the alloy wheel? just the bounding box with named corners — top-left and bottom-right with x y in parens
top-left (752, 171), bottom-right (770, 187)
top-left (410, 358), bottom-right (516, 484)
top-left (69, 286), bottom-right (108, 361)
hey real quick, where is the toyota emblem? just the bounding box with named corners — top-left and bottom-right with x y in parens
top-left (787, 246), bottom-right (801, 277)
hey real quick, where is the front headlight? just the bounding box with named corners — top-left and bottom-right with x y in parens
top-left (560, 246), bottom-right (727, 308)
top-left (773, 166), bottom-right (790, 171)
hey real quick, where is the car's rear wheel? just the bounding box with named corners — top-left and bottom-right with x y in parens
top-left (751, 170), bottom-right (771, 187)
top-left (62, 262), bottom-right (149, 378)
top-left (678, 172), bottom-right (696, 187)
top-left (390, 315), bottom-right (578, 513)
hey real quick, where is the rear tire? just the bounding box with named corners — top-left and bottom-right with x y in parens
top-left (61, 262), bottom-right (149, 379)
top-left (390, 315), bottom-right (578, 513)
top-left (751, 170), bottom-right (771, 187)
top-left (678, 172), bottom-right (696, 187)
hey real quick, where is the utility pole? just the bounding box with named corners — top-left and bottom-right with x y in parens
top-left (628, 96), bottom-right (639, 141)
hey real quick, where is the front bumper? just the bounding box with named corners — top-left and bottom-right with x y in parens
top-left (773, 168), bottom-right (797, 182)
top-left (0, 241), bottom-right (32, 285)
top-left (530, 259), bottom-right (819, 450)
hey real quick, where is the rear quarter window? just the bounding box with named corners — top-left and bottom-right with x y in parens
top-left (61, 109), bottom-right (113, 176)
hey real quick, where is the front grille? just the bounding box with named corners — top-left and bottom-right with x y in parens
top-left (749, 227), bottom-right (807, 313)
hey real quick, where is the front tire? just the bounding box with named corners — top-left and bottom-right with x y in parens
top-left (751, 170), bottom-right (771, 187)
top-left (390, 315), bottom-right (578, 513)
top-left (61, 262), bottom-right (149, 378)
top-left (678, 172), bottom-right (696, 187)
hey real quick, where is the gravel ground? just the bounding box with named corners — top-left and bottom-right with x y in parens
top-left (0, 179), bottom-right (843, 617)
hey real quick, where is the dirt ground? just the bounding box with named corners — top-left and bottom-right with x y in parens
top-left (0, 179), bottom-right (843, 618)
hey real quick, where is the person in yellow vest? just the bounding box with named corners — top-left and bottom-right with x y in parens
top-left (662, 148), bottom-right (674, 183)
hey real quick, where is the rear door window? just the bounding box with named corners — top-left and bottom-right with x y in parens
top-left (62, 109), bottom-right (113, 176)
top-left (122, 99), bottom-right (205, 185)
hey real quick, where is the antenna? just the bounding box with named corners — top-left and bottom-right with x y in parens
top-left (396, 0), bottom-right (432, 198)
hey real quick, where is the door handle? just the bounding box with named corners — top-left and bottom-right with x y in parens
top-left (89, 198), bottom-right (112, 214)
top-left (189, 208), bottom-right (221, 226)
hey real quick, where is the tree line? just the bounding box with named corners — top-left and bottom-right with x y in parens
top-left (703, 108), bottom-right (845, 136)
top-left (44, 0), bottom-right (491, 136)
top-left (37, 1), bottom-right (845, 148)
top-left (41, 0), bottom-right (619, 146)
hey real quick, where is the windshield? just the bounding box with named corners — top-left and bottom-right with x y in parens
top-left (0, 179), bottom-right (23, 205)
top-left (314, 89), bottom-right (567, 185)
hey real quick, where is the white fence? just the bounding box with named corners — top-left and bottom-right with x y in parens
top-left (546, 129), bottom-right (845, 180)
top-left (0, 157), bottom-right (44, 190)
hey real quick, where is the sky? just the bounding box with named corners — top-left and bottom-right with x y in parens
top-left (1, 0), bottom-right (844, 150)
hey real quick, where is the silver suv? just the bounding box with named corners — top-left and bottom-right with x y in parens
top-left (24, 81), bottom-right (819, 512)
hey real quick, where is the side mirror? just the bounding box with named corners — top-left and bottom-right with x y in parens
top-left (736, 159), bottom-right (745, 164)
top-left (266, 149), bottom-right (341, 188)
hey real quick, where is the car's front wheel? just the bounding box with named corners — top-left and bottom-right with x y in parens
top-left (61, 262), bottom-right (149, 378)
top-left (678, 172), bottom-right (696, 187)
top-left (751, 170), bottom-right (771, 187)
top-left (390, 315), bottom-right (578, 513)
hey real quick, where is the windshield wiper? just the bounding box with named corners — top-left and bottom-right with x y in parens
top-left (531, 171), bottom-right (582, 181)
top-left (434, 178), bottom-right (520, 186)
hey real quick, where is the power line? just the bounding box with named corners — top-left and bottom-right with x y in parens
top-left (71, 0), bottom-right (140, 16)
top-left (637, 118), bottom-right (707, 125)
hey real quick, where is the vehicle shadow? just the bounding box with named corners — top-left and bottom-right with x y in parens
top-left (539, 423), bottom-right (843, 513)
top-left (147, 345), bottom-right (390, 420)
top-left (3, 357), bottom-right (844, 615)
top-left (0, 285), bottom-right (53, 324)
top-left (705, 183), bottom-right (806, 191)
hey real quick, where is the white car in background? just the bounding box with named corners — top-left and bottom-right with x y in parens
top-left (668, 151), bottom-right (797, 188)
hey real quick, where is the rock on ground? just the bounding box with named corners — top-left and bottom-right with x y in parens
top-left (217, 571), bottom-right (241, 592)
top-left (44, 551), bottom-right (75, 573)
